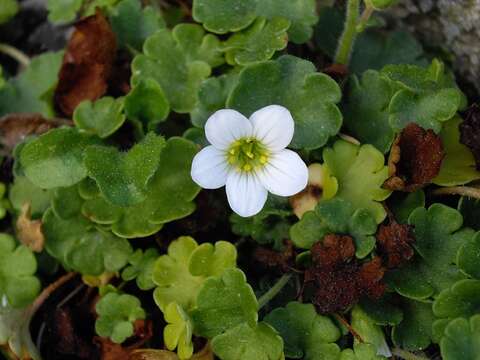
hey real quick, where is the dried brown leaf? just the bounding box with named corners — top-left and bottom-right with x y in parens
top-left (384, 123), bottom-right (444, 192)
top-left (459, 104), bottom-right (480, 170)
top-left (55, 11), bottom-right (117, 116)
top-left (254, 241), bottom-right (296, 273)
top-left (305, 234), bottom-right (385, 314)
top-left (289, 163), bottom-right (324, 218)
top-left (376, 218), bottom-right (415, 268)
top-left (0, 113), bottom-right (70, 153)
top-left (17, 203), bottom-right (44, 252)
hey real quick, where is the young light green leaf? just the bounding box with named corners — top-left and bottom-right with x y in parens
top-left (264, 301), bottom-right (340, 359)
top-left (73, 97), bottom-right (126, 138)
top-left (228, 55), bottom-right (342, 150)
top-left (343, 70), bottom-right (395, 153)
top-left (122, 248), bottom-right (159, 290)
top-left (20, 127), bottom-right (100, 189)
top-left (191, 268), bottom-right (258, 338)
top-left (82, 137), bottom-right (200, 238)
top-left (0, 52), bottom-right (63, 117)
top-left (124, 79), bottom-right (170, 131)
top-left (433, 117), bottom-right (480, 186)
top-left (290, 198), bottom-right (377, 257)
top-left (388, 204), bottom-right (473, 299)
top-left (0, 234), bottom-right (40, 308)
top-left (164, 302), bottom-right (194, 360)
top-left (109, 0), bottom-right (166, 51)
top-left (95, 291), bottom-right (146, 344)
top-left (440, 315), bottom-right (480, 360)
top-left (0, 0), bottom-right (18, 24)
top-left (211, 322), bottom-right (284, 360)
top-left (131, 24), bottom-right (223, 113)
top-left (351, 306), bottom-right (391, 358)
top-left (84, 132), bottom-right (165, 206)
top-left (322, 140), bottom-right (391, 224)
top-left (46, 0), bottom-right (82, 24)
top-left (222, 17), bottom-right (290, 66)
top-left (153, 237), bottom-right (237, 312)
top-left (8, 176), bottom-right (52, 218)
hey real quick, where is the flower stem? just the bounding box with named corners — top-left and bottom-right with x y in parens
top-left (0, 43), bottom-right (30, 68)
top-left (392, 348), bottom-right (430, 360)
top-left (334, 0), bottom-right (360, 65)
top-left (432, 186), bottom-right (480, 199)
top-left (258, 273), bottom-right (292, 309)
top-left (356, 4), bottom-right (375, 32)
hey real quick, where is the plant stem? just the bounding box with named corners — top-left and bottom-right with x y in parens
top-left (334, 0), bottom-right (360, 65)
top-left (392, 348), bottom-right (430, 360)
top-left (356, 4), bottom-right (375, 32)
top-left (432, 186), bottom-right (480, 199)
top-left (258, 274), bottom-right (292, 309)
top-left (0, 43), bottom-right (30, 68)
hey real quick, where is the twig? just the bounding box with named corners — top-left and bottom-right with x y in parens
top-left (356, 4), bottom-right (375, 32)
top-left (333, 313), bottom-right (364, 343)
top-left (334, 0), bottom-right (360, 65)
top-left (258, 274), bottom-right (292, 309)
top-left (30, 272), bottom-right (77, 315)
top-left (0, 43), bottom-right (30, 68)
top-left (431, 186), bottom-right (480, 200)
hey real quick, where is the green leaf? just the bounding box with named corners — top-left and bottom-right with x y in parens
top-left (359, 296), bottom-right (403, 326)
top-left (0, 65), bottom-right (5, 89)
top-left (81, 137), bottom-right (200, 238)
top-left (132, 24), bottom-right (223, 113)
top-left (433, 117), bottom-right (480, 186)
top-left (73, 97), bottom-right (126, 138)
top-left (152, 237), bottom-right (237, 312)
top-left (458, 197), bottom-right (480, 231)
top-left (339, 343), bottom-right (386, 360)
top-left (457, 232), bottom-right (480, 278)
top-left (351, 306), bottom-right (391, 358)
top-left (109, 0), bottom-right (166, 51)
top-left (164, 302), bottom-right (194, 360)
top-left (190, 73), bottom-right (238, 128)
top-left (84, 132), bottom-right (165, 206)
top-left (228, 55), bottom-right (342, 150)
top-left (222, 17), bottom-right (290, 66)
top-left (392, 299), bottom-right (435, 351)
top-left (211, 322), bottom-right (283, 360)
top-left (230, 195), bottom-right (292, 249)
top-left (20, 127), bottom-right (100, 189)
top-left (121, 248), bottom-right (159, 290)
top-left (440, 315), bottom-right (480, 360)
top-left (388, 204), bottom-right (473, 299)
top-left (0, 234), bottom-right (40, 308)
top-left (264, 301), bottom-right (340, 359)
top-left (0, 0), bottom-right (19, 24)
top-left (191, 268), bottom-right (257, 338)
top-left (0, 52), bottom-right (63, 117)
top-left (322, 140), bottom-right (391, 224)
top-left (42, 208), bottom-right (132, 275)
top-left (389, 190), bottom-right (425, 224)
top-left (192, 0), bottom-right (257, 34)
top-left (124, 79), bottom-right (170, 131)
top-left (255, 0), bottom-right (318, 44)
top-left (9, 176), bottom-right (52, 217)
top-left (95, 291), bottom-right (146, 344)
top-left (343, 70), bottom-right (395, 153)
top-left (46, 0), bottom-right (81, 24)
top-left (290, 198), bottom-right (377, 257)
top-left (433, 279), bottom-right (480, 320)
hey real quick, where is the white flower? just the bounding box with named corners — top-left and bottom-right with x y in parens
top-left (191, 105), bottom-right (308, 217)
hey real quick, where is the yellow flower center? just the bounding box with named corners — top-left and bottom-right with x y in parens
top-left (226, 137), bottom-right (269, 172)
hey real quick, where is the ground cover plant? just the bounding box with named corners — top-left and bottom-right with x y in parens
top-left (0, 0), bottom-right (479, 359)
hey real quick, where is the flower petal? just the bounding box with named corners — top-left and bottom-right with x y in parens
top-left (250, 105), bottom-right (294, 152)
top-left (226, 171), bottom-right (267, 217)
top-left (258, 149), bottom-right (308, 197)
top-left (191, 146), bottom-right (229, 189)
top-left (205, 109), bottom-right (253, 150)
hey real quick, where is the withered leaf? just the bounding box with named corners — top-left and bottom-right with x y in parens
top-left (17, 203), bottom-right (44, 252)
top-left (254, 241), bottom-right (296, 273)
top-left (376, 217), bottom-right (415, 268)
top-left (55, 11), bottom-right (117, 116)
top-left (289, 163), bottom-right (324, 219)
top-left (0, 113), bottom-right (70, 153)
top-left (459, 104), bottom-right (480, 170)
top-left (305, 234), bottom-right (385, 314)
top-left (384, 123), bottom-right (444, 192)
